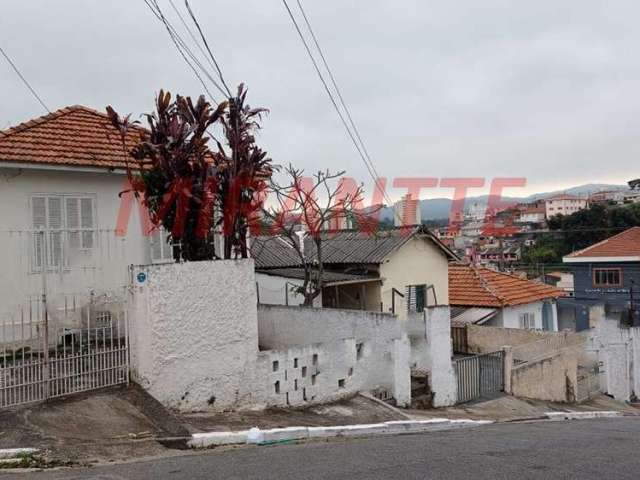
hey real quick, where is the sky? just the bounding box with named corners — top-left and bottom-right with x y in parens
top-left (1, 0), bottom-right (639, 201)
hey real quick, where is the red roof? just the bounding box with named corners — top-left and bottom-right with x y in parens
top-left (0, 105), bottom-right (143, 170)
top-left (565, 227), bottom-right (640, 260)
top-left (449, 263), bottom-right (566, 307)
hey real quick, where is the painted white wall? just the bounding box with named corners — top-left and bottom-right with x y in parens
top-left (0, 167), bottom-right (149, 322)
top-left (255, 273), bottom-right (321, 307)
top-left (379, 236), bottom-right (450, 319)
top-left (487, 301), bottom-right (558, 331)
top-left (425, 306), bottom-right (456, 406)
top-left (129, 260), bottom-right (261, 412)
top-left (257, 304), bottom-right (411, 406)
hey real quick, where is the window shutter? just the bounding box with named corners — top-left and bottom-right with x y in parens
top-left (80, 198), bottom-right (94, 249)
top-left (406, 285), bottom-right (417, 312)
top-left (32, 197), bottom-right (46, 269)
top-left (66, 197), bottom-right (80, 249)
top-left (47, 197), bottom-right (63, 267)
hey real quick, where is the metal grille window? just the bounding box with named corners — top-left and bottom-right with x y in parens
top-left (519, 312), bottom-right (536, 329)
top-left (31, 194), bottom-right (96, 271)
top-left (406, 284), bottom-right (427, 313)
top-left (593, 268), bottom-right (622, 287)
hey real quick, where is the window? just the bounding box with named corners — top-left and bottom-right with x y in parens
top-left (31, 194), bottom-right (95, 270)
top-left (149, 227), bottom-right (174, 263)
top-left (519, 312), bottom-right (536, 329)
top-left (593, 268), bottom-right (622, 287)
top-left (406, 284), bottom-right (427, 312)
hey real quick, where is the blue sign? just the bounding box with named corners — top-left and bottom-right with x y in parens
top-left (137, 272), bottom-right (147, 284)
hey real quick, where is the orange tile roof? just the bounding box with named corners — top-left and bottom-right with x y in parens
top-left (0, 105), bottom-right (144, 170)
top-left (449, 263), bottom-right (566, 307)
top-left (565, 227), bottom-right (640, 259)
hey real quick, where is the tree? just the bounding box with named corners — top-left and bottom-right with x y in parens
top-left (107, 85), bottom-right (271, 261)
top-left (259, 165), bottom-right (371, 306)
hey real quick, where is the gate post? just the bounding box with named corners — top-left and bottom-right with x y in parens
top-left (502, 346), bottom-right (513, 394)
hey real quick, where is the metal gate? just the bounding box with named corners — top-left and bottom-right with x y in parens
top-left (0, 295), bottom-right (129, 408)
top-left (454, 351), bottom-right (504, 404)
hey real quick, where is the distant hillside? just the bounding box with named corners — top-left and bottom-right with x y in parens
top-left (378, 183), bottom-right (628, 221)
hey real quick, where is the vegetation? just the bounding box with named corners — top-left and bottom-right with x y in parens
top-left (107, 85), bottom-right (271, 261)
top-left (522, 202), bottom-right (640, 265)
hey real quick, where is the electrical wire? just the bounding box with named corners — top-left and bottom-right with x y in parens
top-left (0, 45), bottom-right (50, 114)
top-left (280, 0), bottom-right (401, 221)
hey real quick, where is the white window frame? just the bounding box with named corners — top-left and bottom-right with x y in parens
top-left (519, 312), bottom-right (536, 330)
top-left (30, 194), bottom-right (97, 273)
top-left (149, 226), bottom-right (175, 264)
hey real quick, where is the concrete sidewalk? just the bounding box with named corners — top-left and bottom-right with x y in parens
top-left (406, 394), bottom-right (639, 423)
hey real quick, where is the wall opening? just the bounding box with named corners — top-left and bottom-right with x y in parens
top-left (356, 342), bottom-right (364, 360)
top-left (274, 381), bottom-right (280, 394)
top-left (338, 378), bottom-right (346, 389)
top-left (272, 360), bottom-right (279, 372)
top-left (301, 366), bottom-right (307, 378)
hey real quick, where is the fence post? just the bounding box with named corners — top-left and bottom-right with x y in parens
top-left (502, 346), bottom-right (513, 394)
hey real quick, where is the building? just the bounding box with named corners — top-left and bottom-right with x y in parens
top-left (393, 194), bottom-right (421, 227)
top-left (477, 244), bottom-right (521, 267)
top-left (518, 203), bottom-right (546, 224)
top-left (589, 190), bottom-right (626, 205)
top-left (0, 105), bottom-right (159, 326)
top-left (251, 226), bottom-right (457, 317)
top-left (544, 194), bottom-right (588, 218)
top-left (449, 263), bottom-right (565, 330)
top-left (563, 227), bottom-right (640, 329)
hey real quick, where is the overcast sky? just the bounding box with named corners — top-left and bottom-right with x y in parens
top-left (1, 1), bottom-right (639, 200)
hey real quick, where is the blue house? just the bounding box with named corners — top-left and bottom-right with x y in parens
top-left (563, 226), bottom-right (640, 330)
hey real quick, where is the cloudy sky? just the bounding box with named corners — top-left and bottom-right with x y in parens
top-left (1, 1), bottom-right (639, 200)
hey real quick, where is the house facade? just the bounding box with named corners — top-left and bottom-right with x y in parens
top-left (563, 227), bottom-right (640, 328)
top-left (449, 264), bottom-right (565, 331)
top-left (251, 226), bottom-right (457, 318)
top-left (0, 106), bottom-right (163, 326)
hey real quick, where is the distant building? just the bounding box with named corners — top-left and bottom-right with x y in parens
top-left (393, 194), bottom-right (421, 227)
top-left (589, 190), bottom-right (626, 205)
top-left (518, 203), bottom-right (546, 224)
top-left (464, 202), bottom-right (486, 221)
top-left (544, 194), bottom-right (588, 218)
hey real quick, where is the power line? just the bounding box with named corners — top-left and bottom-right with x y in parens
top-left (0, 45), bottom-right (50, 114)
top-left (143, 0), bottom-right (227, 101)
top-left (293, 0), bottom-right (387, 200)
top-left (280, 0), bottom-right (399, 217)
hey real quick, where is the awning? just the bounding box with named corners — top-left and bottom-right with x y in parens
top-left (451, 307), bottom-right (498, 325)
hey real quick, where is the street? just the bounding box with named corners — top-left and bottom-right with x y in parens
top-left (3, 418), bottom-right (640, 479)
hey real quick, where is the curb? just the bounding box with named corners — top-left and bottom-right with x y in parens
top-left (0, 448), bottom-right (38, 460)
top-left (545, 411), bottom-right (622, 420)
top-left (188, 418), bottom-right (493, 449)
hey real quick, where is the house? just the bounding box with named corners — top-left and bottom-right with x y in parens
top-left (544, 194), bottom-right (588, 218)
top-left (477, 244), bottom-right (521, 267)
top-left (517, 203), bottom-right (546, 224)
top-left (449, 263), bottom-right (565, 330)
top-left (0, 105), bottom-right (168, 324)
top-left (251, 226), bottom-right (458, 317)
top-left (563, 227), bottom-right (640, 328)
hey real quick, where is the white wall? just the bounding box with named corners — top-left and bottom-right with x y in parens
top-left (257, 304), bottom-right (411, 406)
top-left (0, 167), bottom-right (148, 323)
top-left (425, 307), bottom-right (456, 406)
top-left (255, 273), bottom-right (321, 307)
top-left (129, 260), bottom-right (260, 411)
top-left (488, 301), bottom-right (558, 331)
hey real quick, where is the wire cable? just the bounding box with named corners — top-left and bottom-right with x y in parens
top-left (0, 45), bottom-right (50, 113)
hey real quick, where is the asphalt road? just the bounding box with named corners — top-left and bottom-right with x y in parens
top-left (4, 418), bottom-right (640, 479)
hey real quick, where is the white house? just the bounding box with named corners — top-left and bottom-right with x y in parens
top-left (544, 194), bottom-right (588, 219)
top-left (251, 226), bottom-right (457, 318)
top-left (0, 105), bottom-right (167, 324)
top-left (449, 264), bottom-right (565, 331)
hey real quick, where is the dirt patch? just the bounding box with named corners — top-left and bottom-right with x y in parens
top-left (0, 384), bottom-right (189, 465)
top-left (181, 395), bottom-right (405, 432)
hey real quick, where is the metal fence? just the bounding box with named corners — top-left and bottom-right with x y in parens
top-left (454, 351), bottom-right (504, 404)
top-left (0, 295), bottom-right (129, 408)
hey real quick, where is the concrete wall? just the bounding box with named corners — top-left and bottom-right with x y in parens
top-left (257, 304), bottom-right (411, 406)
top-left (255, 272), bottom-right (321, 307)
top-left (129, 260), bottom-right (260, 412)
top-left (379, 236), bottom-right (449, 318)
top-left (586, 305), bottom-right (640, 402)
top-left (424, 307), bottom-right (456, 406)
top-left (466, 324), bottom-right (576, 357)
top-left (510, 350), bottom-right (579, 402)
